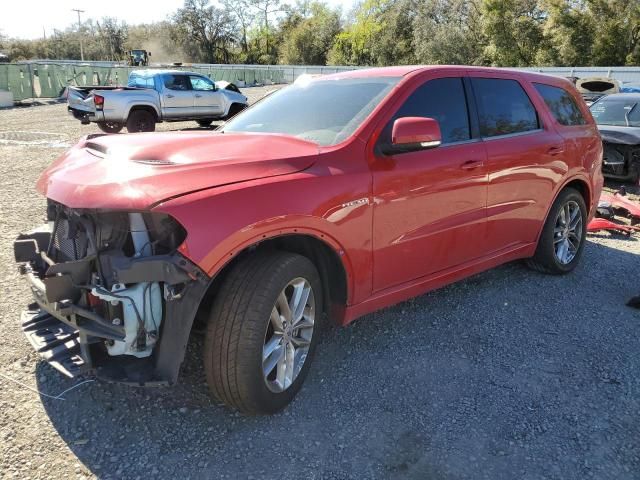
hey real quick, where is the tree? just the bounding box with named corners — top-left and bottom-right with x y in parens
top-left (172, 0), bottom-right (237, 63)
top-left (96, 18), bottom-right (128, 62)
top-left (413, 0), bottom-right (486, 65)
top-left (278, 2), bottom-right (341, 65)
top-left (481, 0), bottom-right (547, 66)
top-left (539, 0), bottom-right (595, 66)
top-left (587, 0), bottom-right (640, 65)
top-left (250, 0), bottom-right (282, 62)
top-left (328, 0), bottom-right (388, 65)
top-left (224, 0), bottom-right (255, 55)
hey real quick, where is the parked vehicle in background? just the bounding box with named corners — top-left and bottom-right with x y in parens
top-left (67, 70), bottom-right (248, 133)
top-left (15, 66), bottom-right (602, 415)
top-left (577, 77), bottom-right (620, 106)
top-left (0, 52), bottom-right (9, 63)
top-left (591, 93), bottom-right (640, 183)
top-left (127, 50), bottom-right (151, 66)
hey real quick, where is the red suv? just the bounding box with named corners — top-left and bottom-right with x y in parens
top-left (15, 66), bottom-right (603, 414)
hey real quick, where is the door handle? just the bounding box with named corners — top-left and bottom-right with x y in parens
top-left (460, 160), bottom-right (484, 170)
top-left (548, 145), bottom-right (564, 156)
top-left (166, 94), bottom-right (174, 98)
top-left (195, 94), bottom-right (202, 98)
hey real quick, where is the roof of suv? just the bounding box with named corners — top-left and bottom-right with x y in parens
top-left (322, 65), bottom-right (573, 87)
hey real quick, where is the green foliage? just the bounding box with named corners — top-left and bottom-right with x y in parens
top-left (278, 2), bottom-right (342, 65)
top-left (328, 0), bottom-right (388, 65)
top-left (481, 0), bottom-right (547, 66)
top-left (413, 0), bottom-right (485, 65)
top-left (2, 0), bottom-right (640, 67)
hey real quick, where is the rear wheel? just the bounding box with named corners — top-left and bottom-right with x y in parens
top-left (196, 119), bottom-right (214, 127)
top-left (204, 251), bottom-right (322, 414)
top-left (96, 121), bottom-right (123, 134)
top-left (126, 109), bottom-right (156, 133)
top-left (526, 187), bottom-right (587, 274)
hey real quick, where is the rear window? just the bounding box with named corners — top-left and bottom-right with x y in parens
top-left (471, 78), bottom-right (539, 137)
top-left (534, 83), bottom-right (586, 126)
top-left (128, 75), bottom-right (154, 89)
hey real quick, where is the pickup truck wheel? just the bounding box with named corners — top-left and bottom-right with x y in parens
top-left (204, 251), bottom-right (322, 414)
top-left (526, 187), bottom-right (587, 275)
top-left (96, 122), bottom-right (124, 134)
top-left (196, 119), bottom-right (214, 127)
top-left (126, 110), bottom-right (156, 133)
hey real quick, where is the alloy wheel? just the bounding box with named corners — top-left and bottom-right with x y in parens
top-left (262, 277), bottom-right (315, 393)
top-left (553, 200), bottom-right (583, 265)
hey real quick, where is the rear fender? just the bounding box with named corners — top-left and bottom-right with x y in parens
top-left (123, 101), bottom-right (160, 122)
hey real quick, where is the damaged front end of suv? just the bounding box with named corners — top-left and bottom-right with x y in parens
top-left (14, 201), bottom-right (209, 384)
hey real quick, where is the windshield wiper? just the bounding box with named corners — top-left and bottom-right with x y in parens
top-left (624, 103), bottom-right (638, 127)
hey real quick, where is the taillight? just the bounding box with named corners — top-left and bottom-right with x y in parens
top-left (94, 94), bottom-right (104, 110)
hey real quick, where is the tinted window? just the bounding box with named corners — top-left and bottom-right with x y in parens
top-left (189, 75), bottom-right (215, 91)
top-left (223, 77), bottom-right (400, 146)
top-left (382, 77), bottom-right (470, 145)
top-left (534, 83), bottom-right (586, 126)
top-left (163, 74), bottom-right (191, 91)
top-left (472, 78), bottom-right (539, 137)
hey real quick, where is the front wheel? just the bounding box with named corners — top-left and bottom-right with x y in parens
top-left (196, 119), bottom-right (214, 127)
top-left (204, 251), bottom-right (322, 414)
top-left (526, 187), bottom-right (587, 274)
top-left (96, 121), bottom-right (124, 134)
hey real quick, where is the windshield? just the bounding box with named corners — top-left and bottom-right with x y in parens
top-left (222, 77), bottom-right (400, 146)
top-left (590, 98), bottom-right (640, 127)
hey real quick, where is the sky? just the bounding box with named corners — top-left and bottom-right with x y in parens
top-left (1, 0), bottom-right (354, 40)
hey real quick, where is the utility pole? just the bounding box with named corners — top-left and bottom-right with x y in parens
top-left (72, 9), bottom-right (85, 61)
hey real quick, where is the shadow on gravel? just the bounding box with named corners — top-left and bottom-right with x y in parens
top-left (36, 239), bottom-right (640, 480)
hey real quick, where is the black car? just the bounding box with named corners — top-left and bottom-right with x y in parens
top-left (591, 93), bottom-right (640, 183)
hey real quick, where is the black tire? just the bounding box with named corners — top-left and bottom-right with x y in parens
top-left (526, 187), bottom-right (587, 275)
top-left (224, 103), bottom-right (245, 121)
top-left (126, 109), bottom-right (156, 133)
top-left (204, 251), bottom-right (323, 414)
top-left (96, 122), bottom-right (124, 134)
top-left (196, 119), bottom-right (214, 127)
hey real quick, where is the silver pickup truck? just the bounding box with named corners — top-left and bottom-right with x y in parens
top-left (67, 69), bottom-right (249, 133)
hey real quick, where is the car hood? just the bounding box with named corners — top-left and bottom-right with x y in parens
top-left (597, 125), bottom-right (640, 145)
top-left (37, 131), bottom-right (319, 210)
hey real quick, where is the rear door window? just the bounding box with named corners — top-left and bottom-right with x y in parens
top-left (533, 83), bottom-right (586, 126)
top-left (471, 78), bottom-right (539, 137)
top-left (382, 77), bottom-right (471, 145)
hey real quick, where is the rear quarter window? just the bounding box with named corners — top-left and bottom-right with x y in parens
top-left (534, 83), bottom-right (586, 126)
top-left (471, 78), bottom-right (539, 137)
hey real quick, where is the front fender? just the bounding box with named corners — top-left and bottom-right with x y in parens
top-left (152, 169), bottom-right (374, 306)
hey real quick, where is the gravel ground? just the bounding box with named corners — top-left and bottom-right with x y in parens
top-left (1, 90), bottom-right (640, 480)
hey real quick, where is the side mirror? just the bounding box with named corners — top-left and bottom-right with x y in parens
top-left (385, 117), bottom-right (442, 154)
top-left (148, 52), bottom-right (152, 56)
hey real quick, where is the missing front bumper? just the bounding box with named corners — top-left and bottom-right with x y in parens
top-left (15, 225), bottom-right (209, 385)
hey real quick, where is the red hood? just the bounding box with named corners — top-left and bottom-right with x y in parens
top-left (37, 131), bottom-right (319, 210)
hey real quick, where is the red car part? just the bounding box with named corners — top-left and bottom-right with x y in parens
top-left (587, 217), bottom-right (640, 235)
top-left (599, 192), bottom-right (640, 222)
